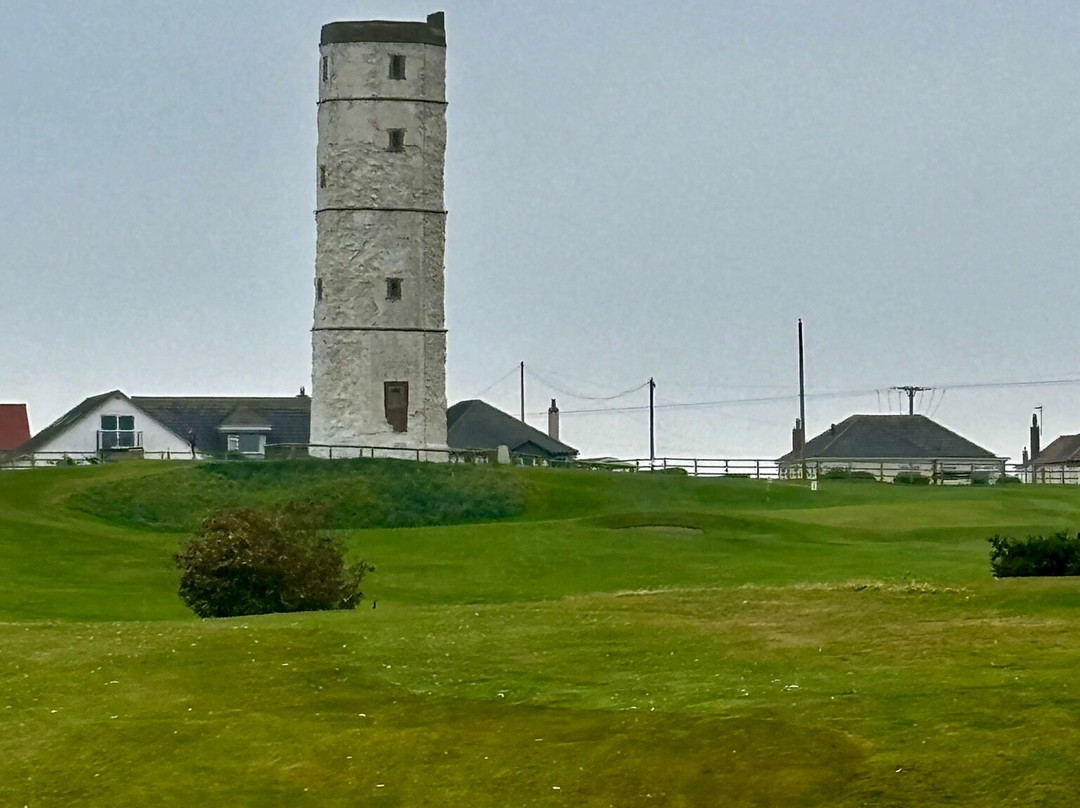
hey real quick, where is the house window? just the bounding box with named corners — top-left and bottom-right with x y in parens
top-left (386, 277), bottom-right (402, 300)
top-left (321, 55), bottom-right (328, 82)
top-left (319, 165), bottom-right (327, 188)
top-left (227, 434), bottom-right (263, 454)
top-left (387, 129), bottom-right (405, 152)
top-left (100, 414), bottom-right (136, 449)
top-left (384, 381), bottom-right (408, 432)
top-left (389, 54), bottom-right (406, 80)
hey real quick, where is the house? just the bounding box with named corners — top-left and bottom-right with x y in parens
top-left (777, 414), bottom-right (1005, 483)
top-left (1027, 433), bottom-right (1080, 484)
top-left (0, 405), bottom-right (31, 451)
top-left (5, 390), bottom-right (311, 466)
top-left (446, 399), bottom-right (578, 462)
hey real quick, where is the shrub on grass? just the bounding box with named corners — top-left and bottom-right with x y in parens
top-left (893, 473), bottom-right (931, 486)
top-left (995, 475), bottom-right (1022, 485)
top-left (821, 468), bottom-right (877, 481)
top-left (988, 531), bottom-right (1080, 578)
top-left (174, 505), bottom-right (372, 618)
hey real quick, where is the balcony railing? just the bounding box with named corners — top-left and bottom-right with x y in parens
top-left (97, 430), bottom-right (144, 452)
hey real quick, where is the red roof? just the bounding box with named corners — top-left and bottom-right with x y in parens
top-left (0, 404), bottom-right (31, 450)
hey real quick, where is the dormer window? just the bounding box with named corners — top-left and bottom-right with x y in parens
top-left (99, 414), bottom-right (138, 450)
top-left (389, 54), bottom-right (406, 80)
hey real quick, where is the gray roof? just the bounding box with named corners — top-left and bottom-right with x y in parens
top-left (1033, 434), bottom-right (1080, 466)
top-left (778, 414), bottom-right (998, 463)
top-left (447, 399), bottom-right (578, 459)
top-left (132, 396), bottom-right (310, 453)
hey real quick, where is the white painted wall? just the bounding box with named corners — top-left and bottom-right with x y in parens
top-left (28, 394), bottom-right (197, 464)
top-left (311, 24), bottom-right (448, 457)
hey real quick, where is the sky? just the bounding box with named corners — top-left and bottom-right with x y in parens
top-left (2, 0), bottom-right (1079, 461)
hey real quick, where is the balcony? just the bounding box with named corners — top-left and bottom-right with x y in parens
top-left (97, 430), bottom-right (144, 452)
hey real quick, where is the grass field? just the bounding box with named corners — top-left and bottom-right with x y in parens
top-left (3, 461), bottom-right (1080, 806)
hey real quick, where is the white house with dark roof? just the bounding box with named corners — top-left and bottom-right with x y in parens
top-left (4, 391), bottom-right (311, 466)
top-left (777, 414), bottom-right (1006, 484)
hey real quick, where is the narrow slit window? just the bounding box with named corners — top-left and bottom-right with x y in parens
top-left (321, 55), bottom-right (328, 82)
top-left (319, 165), bottom-right (327, 188)
top-left (316, 277), bottom-right (323, 301)
top-left (386, 278), bottom-right (402, 300)
top-left (389, 54), bottom-right (406, 80)
top-left (384, 381), bottom-right (409, 432)
top-left (387, 129), bottom-right (405, 152)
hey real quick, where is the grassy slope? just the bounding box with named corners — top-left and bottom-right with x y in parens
top-left (2, 464), bottom-right (1080, 806)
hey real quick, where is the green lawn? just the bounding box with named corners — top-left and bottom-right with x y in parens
top-left (2, 462), bottom-right (1080, 806)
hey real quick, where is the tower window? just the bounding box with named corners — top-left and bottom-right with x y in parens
top-left (319, 165), bottom-right (327, 187)
top-left (384, 381), bottom-right (409, 432)
top-left (386, 278), bottom-right (402, 300)
top-left (387, 129), bottom-right (405, 152)
top-left (316, 277), bottom-right (323, 301)
top-left (389, 54), bottom-right (406, 80)
top-left (321, 55), bottom-right (328, 82)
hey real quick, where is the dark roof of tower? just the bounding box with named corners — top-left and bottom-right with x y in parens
top-left (322, 12), bottom-right (445, 47)
top-left (447, 399), bottom-right (578, 459)
top-left (1032, 434), bottom-right (1080, 465)
top-left (777, 414), bottom-right (998, 463)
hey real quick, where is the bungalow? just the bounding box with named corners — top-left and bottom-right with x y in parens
top-left (777, 414), bottom-right (1005, 483)
top-left (5, 390), bottom-right (311, 466)
top-left (1027, 432), bottom-right (1080, 484)
top-left (446, 399), bottom-right (578, 462)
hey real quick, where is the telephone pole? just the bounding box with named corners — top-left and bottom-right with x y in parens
top-left (520, 361), bottom-right (525, 422)
top-left (648, 377), bottom-right (656, 462)
top-left (892, 385), bottom-right (929, 416)
top-left (798, 319), bottom-right (807, 480)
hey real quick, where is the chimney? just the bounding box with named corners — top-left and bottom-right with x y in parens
top-left (1030, 413), bottom-right (1040, 461)
top-left (830, 423), bottom-right (836, 436)
top-left (547, 398), bottom-right (560, 441)
top-left (792, 418), bottom-right (804, 452)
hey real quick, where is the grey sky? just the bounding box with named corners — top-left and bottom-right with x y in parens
top-left (3, 1), bottom-right (1078, 459)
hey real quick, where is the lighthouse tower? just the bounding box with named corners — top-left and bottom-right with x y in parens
top-left (311, 13), bottom-right (448, 456)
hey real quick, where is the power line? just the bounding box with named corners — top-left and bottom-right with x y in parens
top-left (522, 374), bottom-right (1080, 418)
top-left (525, 366), bottom-right (648, 401)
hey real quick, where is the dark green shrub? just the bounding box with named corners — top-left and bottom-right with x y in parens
top-left (893, 473), bottom-right (931, 486)
top-left (174, 506), bottom-right (372, 618)
top-left (995, 475), bottom-right (1022, 485)
top-left (988, 531), bottom-right (1080, 578)
top-left (970, 471), bottom-right (990, 485)
top-left (822, 468), bottom-right (877, 481)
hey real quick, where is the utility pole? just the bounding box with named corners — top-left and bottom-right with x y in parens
top-left (519, 361), bottom-right (525, 422)
top-left (648, 377), bottom-right (656, 462)
top-left (892, 385), bottom-right (929, 416)
top-left (798, 319), bottom-right (807, 481)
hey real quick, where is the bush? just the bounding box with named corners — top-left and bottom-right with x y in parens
top-left (893, 473), bottom-right (931, 486)
top-left (995, 475), bottom-right (1023, 485)
top-left (174, 505), bottom-right (372, 618)
top-left (821, 468), bottom-right (877, 481)
top-left (988, 531), bottom-right (1080, 577)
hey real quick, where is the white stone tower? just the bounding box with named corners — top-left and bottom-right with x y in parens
top-left (311, 12), bottom-right (448, 456)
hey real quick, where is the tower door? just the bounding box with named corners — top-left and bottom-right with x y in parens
top-left (384, 381), bottom-right (409, 432)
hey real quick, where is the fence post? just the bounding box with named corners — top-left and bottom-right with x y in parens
top-left (755, 460), bottom-right (761, 479)
top-left (693, 458), bottom-right (698, 476)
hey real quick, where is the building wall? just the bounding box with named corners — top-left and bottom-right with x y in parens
top-left (780, 458), bottom-right (1005, 484)
top-left (28, 396), bottom-right (195, 464)
top-left (311, 26), bottom-right (448, 455)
